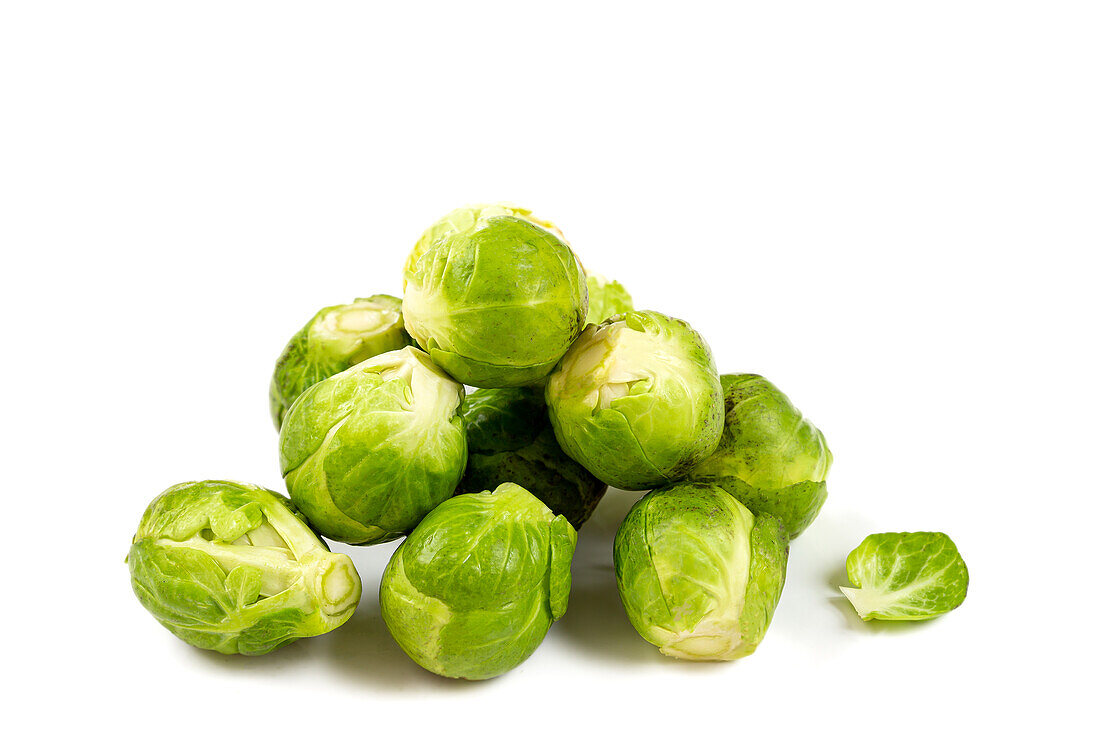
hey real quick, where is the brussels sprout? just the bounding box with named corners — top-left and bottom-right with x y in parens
top-left (127, 480), bottom-right (362, 655)
top-left (840, 532), bottom-right (969, 621)
top-left (380, 483), bottom-right (576, 680)
top-left (688, 374), bottom-right (832, 537)
top-left (279, 346), bottom-right (467, 545)
top-left (402, 206), bottom-right (588, 388)
top-left (545, 310), bottom-right (723, 490)
top-left (456, 387), bottom-right (606, 528)
top-left (584, 272), bottom-right (634, 325)
top-left (614, 484), bottom-right (788, 661)
top-left (269, 295), bottom-right (412, 428)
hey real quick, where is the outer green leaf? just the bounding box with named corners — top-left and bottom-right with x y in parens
top-left (734, 514), bottom-right (789, 658)
top-left (548, 514), bottom-right (576, 620)
top-left (379, 483), bottom-right (577, 680)
top-left (407, 203), bottom-right (567, 273)
top-left (127, 480), bottom-right (362, 655)
top-left (225, 565), bottom-right (264, 608)
top-left (584, 272), bottom-right (634, 325)
top-left (840, 531), bottom-right (969, 621)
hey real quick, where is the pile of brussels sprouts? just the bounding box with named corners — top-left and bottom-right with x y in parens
top-left (128, 204), bottom-right (969, 678)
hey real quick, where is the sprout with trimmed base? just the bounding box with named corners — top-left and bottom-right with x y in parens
top-left (614, 483), bottom-right (788, 660)
top-left (546, 310), bottom-right (723, 490)
top-left (840, 532), bottom-right (969, 621)
top-left (402, 205), bottom-right (588, 388)
top-left (279, 346), bottom-right (467, 545)
top-left (380, 482), bottom-right (576, 680)
top-left (127, 480), bottom-right (362, 655)
top-left (688, 374), bottom-right (832, 537)
top-left (269, 295), bottom-right (412, 428)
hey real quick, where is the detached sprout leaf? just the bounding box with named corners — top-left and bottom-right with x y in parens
top-left (840, 532), bottom-right (969, 621)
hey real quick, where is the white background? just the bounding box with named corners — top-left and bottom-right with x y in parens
top-left (3, 2), bottom-right (1097, 728)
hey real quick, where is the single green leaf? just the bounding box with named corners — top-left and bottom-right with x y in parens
top-left (840, 531), bottom-right (969, 621)
top-left (548, 514), bottom-right (577, 620)
top-left (225, 565), bottom-right (264, 608)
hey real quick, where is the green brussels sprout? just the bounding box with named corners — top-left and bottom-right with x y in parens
top-left (545, 310), bottom-right (723, 490)
top-left (402, 206), bottom-right (588, 388)
top-left (279, 346), bottom-right (467, 545)
top-left (269, 295), bottom-right (412, 428)
top-left (380, 482), bottom-right (576, 680)
top-left (614, 483), bottom-right (788, 661)
top-left (127, 480), bottom-right (362, 656)
top-left (456, 387), bottom-right (606, 528)
top-left (584, 272), bottom-right (634, 325)
top-left (840, 532), bottom-right (969, 621)
top-left (688, 374), bottom-right (833, 537)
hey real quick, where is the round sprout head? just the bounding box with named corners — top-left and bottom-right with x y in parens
top-left (545, 310), bottom-right (723, 489)
top-left (584, 272), bottom-right (634, 325)
top-left (689, 374), bottom-right (832, 536)
top-left (614, 484), bottom-right (788, 661)
top-left (279, 346), bottom-right (467, 545)
top-left (402, 206), bottom-right (588, 388)
top-left (127, 480), bottom-right (362, 655)
top-left (456, 387), bottom-right (606, 528)
top-left (269, 295), bottom-right (412, 428)
top-left (380, 482), bottom-right (577, 680)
